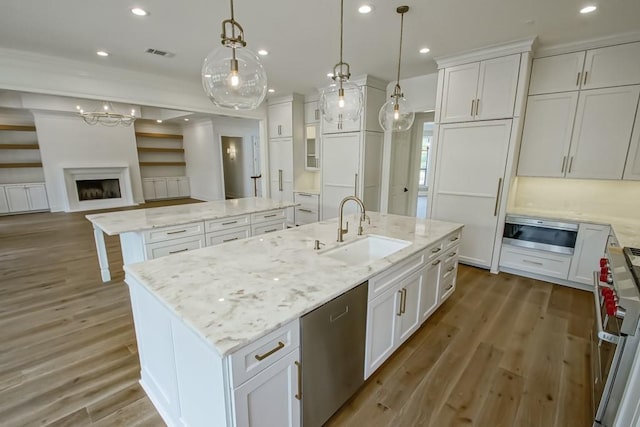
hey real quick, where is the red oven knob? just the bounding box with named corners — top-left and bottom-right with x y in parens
top-left (606, 301), bottom-right (617, 316)
top-left (600, 271), bottom-right (612, 284)
top-left (600, 258), bottom-right (608, 267)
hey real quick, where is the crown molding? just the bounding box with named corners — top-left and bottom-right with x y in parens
top-left (534, 32), bottom-right (640, 58)
top-left (435, 37), bottom-right (537, 69)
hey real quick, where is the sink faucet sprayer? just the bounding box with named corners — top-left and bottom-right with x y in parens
top-left (337, 196), bottom-right (370, 242)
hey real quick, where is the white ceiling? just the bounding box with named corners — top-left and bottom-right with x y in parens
top-left (1, 0), bottom-right (639, 98)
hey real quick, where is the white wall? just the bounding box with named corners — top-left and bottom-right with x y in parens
top-left (183, 120), bottom-right (223, 201)
top-left (33, 112), bottom-right (144, 211)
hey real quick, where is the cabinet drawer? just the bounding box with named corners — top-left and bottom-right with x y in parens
top-left (440, 255), bottom-right (458, 282)
top-left (294, 192), bottom-right (319, 210)
top-left (294, 207), bottom-right (319, 226)
top-left (205, 226), bottom-right (251, 246)
top-left (145, 235), bottom-right (206, 260)
top-left (251, 209), bottom-right (286, 224)
top-left (205, 214), bottom-right (250, 233)
top-left (444, 231), bottom-right (462, 250)
top-left (500, 245), bottom-right (572, 279)
top-left (229, 320), bottom-right (300, 388)
top-left (426, 241), bottom-right (445, 262)
top-left (143, 222), bottom-right (204, 243)
top-left (251, 219), bottom-right (286, 236)
top-left (369, 250), bottom-right (425, 301)
top-left (439, 276), bottom-right (456, 303)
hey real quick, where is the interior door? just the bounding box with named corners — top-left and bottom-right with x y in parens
top-left (431, 120), bottom-right (512, 268)
top-left (388, 130), bottom-right (412, 215)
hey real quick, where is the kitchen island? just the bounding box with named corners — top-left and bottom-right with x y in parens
top-left (124, 212), bottom-right (463, 427)
top-left (86, 197), bottom-right (297, 282)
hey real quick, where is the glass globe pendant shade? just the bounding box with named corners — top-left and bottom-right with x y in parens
top-left (202, 45), bottom-right (268, 110)
top-left (379, 96), bottom-right (415, 132)
top-left (319, 80), bottom-right (363, 124)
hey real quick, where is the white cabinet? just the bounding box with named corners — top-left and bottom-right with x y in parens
top-left (365, 282), bottom-right (401, 378)
top-left (420, 257), bottom-right (442, 322)
top-left (153, 178), bottom-right (168, 199)
top-left (519, 86), bottom-right (640, 179)
top-left (178, 177), bottom-right (190, 197)
top-left (568, 223), bottom-right (610, 285)
top-left (624, 102), bottom-right (640, 180)
top-left (304, 125), bottom-right (319, 171)
top-left (500, 245), bottom-right (572, 280)
top-left (304, 101), bottom-right (320, 124)
top-left (396, 268), bottom-right (424, 344)
top-left (143, 177), bottom-right (190, 200)
top-left (321, 132), bottom-right (361, 219)
top-left (268, 102), bottom-right (293, 138)
top-left (294, 192), bottom-right (320, 226)
top-left (440, 54), bottom-right (520, 123)
top-left (142, 179), bottom-right (156, 200)
top-left (529, 52), bottom-right (586, 95)
top-left (3, 182), bottom-right (49, 213)
top-left (269, 138), bottom-right (295, 225)
top-left (166, 177), bottom-right (180, 198)
top-left (431, 120), bottom-right (511, 269)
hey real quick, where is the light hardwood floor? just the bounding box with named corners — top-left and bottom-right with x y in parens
top-left (0, 200), bottom-right (593, 426)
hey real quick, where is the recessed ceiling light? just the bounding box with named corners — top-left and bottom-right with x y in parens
top-left (156, 119), bottom-right (163, 123)
top-left (258, 49), bottom-right (269, 56)
top-left (96, 51), bottom-right (109, 57)
top-left (327, 72), bottom-right (334, 78)
top-left (419, 47), bottom-right (430, 54)
top-left (268, 89), bottom-right (275, 93)
top-left (131, 8), bottom-right (149, 16)
top-left (580, 5), bottom-right (597, 13)
top-left (184, 118), bottom-right (190, 121)
top-left (358, 4), bottom-right (373, 14)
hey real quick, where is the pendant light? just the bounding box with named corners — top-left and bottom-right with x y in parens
top-left (201, 0), bottom-right (268, 110)
top-left (319, 0), bottom-right (363, 126)
top-left (379, 6), bottom-right (415, 132)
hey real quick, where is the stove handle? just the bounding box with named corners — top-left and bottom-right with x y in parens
top-left (593, 271), bottom-right (620, 344)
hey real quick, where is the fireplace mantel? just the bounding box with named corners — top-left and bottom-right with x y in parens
top-left (62, 166), bottom-right (135, 212)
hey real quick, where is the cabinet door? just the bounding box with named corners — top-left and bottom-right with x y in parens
top-left (420, 259), bottom-right (441, 322)
top-left (233, 349), bottom-right (301, 427)
top-left (142, 179), bottom-right (156, 200)
top-left (440, 62), bottom-right (480, 123)
top-left (517, 92), bottom-right (579, 177)
top-left (304, 101), bottom-right (320, 124)
top-left (475, 54), bottom-right (520, 120)
top-left (5, 186), bottom-right (29, 212)
top-left (364, 287), bottom-right (401, 379)
top-left (153, 179), bottom-right (168, 199)
top-left (568, 223), bottom-right (610, 286)
top-left (583, 42), bottom-right (640, 90)
top-left (431, 120), bottom-right (511, 268)
top-left (166, 178), bottom-right (180, 198)
top-left (624, 102), bottom-right (640, 181)
top-left (178, 177), bottom-right (190, 197)
top-left (321, 132), bottom-right (360, 219)
top-left (26, 184), bottom-right (48, 211)
top-left (397, 268), bottom-right (424, 344)
top-left (567, 86), bottom-right (640, 179)
top-left (268, 103), bottom-right (293, 138)
top-left (0, 187), bottom-right (8, 214)
top-left (528, 52), bottom-right (586, 95)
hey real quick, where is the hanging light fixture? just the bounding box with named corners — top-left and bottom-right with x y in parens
top-left (201, 0), bottom-right (268, 110)
top-left (319, 0), bottom-right (363, 126)
top-left (76, 102), bottom-right (136, 127)
top-left (379, 6), bottom-right (415, 132)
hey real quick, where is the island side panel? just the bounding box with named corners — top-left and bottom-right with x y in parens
top-left (91, 224), bottom-right (112, 282)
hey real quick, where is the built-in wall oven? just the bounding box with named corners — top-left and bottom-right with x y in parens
top-left (503, 215), bottom-right (579, 255)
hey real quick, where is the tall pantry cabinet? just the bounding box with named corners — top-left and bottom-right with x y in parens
top-left (429, 40), bottom-right (534, 272)
top-left (320, 76), bottom-right (387, 220)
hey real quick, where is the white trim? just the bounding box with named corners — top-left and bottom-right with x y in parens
top-left (535, 32), bottom-right (640, 58)
top-left (435, 38), bottom-right (537, 70)
top-left (63, 165), bottom-right (135, 212)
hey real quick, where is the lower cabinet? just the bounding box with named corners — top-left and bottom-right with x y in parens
top-left (568, 223), bottom-right (610, 285)
top-left (1, 182), bottom-right (49, 213)
top-left (143, 177), bottom-right (190, 200)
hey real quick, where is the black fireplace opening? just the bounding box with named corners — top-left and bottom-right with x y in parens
top-left (76, 179), bottom-right (121, 201)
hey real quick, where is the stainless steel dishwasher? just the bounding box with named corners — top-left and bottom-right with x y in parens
top-left (301, 281), bottom-right (368, 427)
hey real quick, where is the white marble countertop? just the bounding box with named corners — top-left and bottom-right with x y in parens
top-left (507, 207), bottom-right (640, 248)
top-left (85, 197), bottom-right (298, 235)
top-left (124, 213), bottom-right (463, 357)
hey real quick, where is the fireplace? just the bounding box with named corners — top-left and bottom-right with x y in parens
top-left (63, 166), bottom-right (134, 212)
top-left (76, 179), bottom-right (122, 201)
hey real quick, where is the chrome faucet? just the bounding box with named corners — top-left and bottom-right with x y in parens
top-left (337, 196), bottom-right (369, 242)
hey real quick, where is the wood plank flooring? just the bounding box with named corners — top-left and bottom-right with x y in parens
top-left (0, 201), bottom-right (594, 426)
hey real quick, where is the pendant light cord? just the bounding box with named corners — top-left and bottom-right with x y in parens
top-left (396, 11), bottom-right (404, 87)
top-left (339, 0), bottom-right (344, 66)
top-left (230, 0), bottom-right (237, 60)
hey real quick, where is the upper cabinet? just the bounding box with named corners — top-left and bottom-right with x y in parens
top-left (304, 101), bottom-right (320, 124)
top-left (529, 42), bottom-right (640, 95)
top-left (624, 103), bottom-right (640, 181)
top-left (268, 102), bottom-right (293, 138)
top-left (440, 54), bottom-right (520, 123)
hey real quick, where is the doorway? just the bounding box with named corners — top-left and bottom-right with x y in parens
top-left (221, 136), bottom-right (254, 199)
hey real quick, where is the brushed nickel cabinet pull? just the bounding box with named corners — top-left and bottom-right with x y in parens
top-left (583, 71), bottom-right (588, 85)
top-left (568, 156), bottom-right (574, 173)
top-left (278, 169), bottom-right (283, 191)
top-left (168, 248), bottom-right (189, 254)
top-left (255, 341), bottom-right (285, 361)
top-left (295, 361), bottom-right (302, 400)
top-left (445, 284), bottom-right (454, 291)
top-left (448, 252), bottom-right (456, 257)
top-left (432, 259), bottom-right (441, 266)
top-left (222, 220), bottom-right (238, 226)
top-left (354, 173), bottom-right (358, 196)
top-left (396, 290), bottom-right (403, 316)
top-left (470, 99), bottom-right (475, 116)
top-left (523, 259), bottom-right (543, 266)
top-left (576, 72), bottom-right (581, 86)
top-left (278, 124), bottom-right (282, 136)
top-left (298, 208), bottom-right (313, 213)
top-left (431, 247), bottom-right (441, 254)
top-left (222, 237), bottom-right (239, 242)
top-left (167, 229), bottom-right (187, 235)
top-left (475, 99), bottom-right (480, 116)
top-left (447, 266), bottom-right (455, 272)
top-left (450, 236), bottom-right (459, 242)
top-left (401, 288), bottom-right (407, 314)
top-left (315, 109), bottom-right (319, 120)
top-left (493, 178), bottom-right (503, 217)
top-left (561, 156), bottom-right (567, 173)
top-left (264, 228), bottom-right (278, 233)
top-left (264, 213), bottom-right (278, 218)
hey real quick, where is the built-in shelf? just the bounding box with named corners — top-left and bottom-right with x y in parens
top-left (0, 125), bottom-right (36, 132)
top-left (137, 147), bottom-right (185, 153)
top-left (135, 132), bottom-right (183, 140)
top-left (0, 144), bottom-right (40, 150)
top-left (139, 162), bottom-right (187, 167)
top-left (0, 163), bottom-right (43, 168)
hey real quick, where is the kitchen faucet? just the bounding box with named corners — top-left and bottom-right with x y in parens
top-left (337, 196), bottom-right (369, 242)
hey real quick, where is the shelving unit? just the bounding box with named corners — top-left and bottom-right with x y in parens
top-left (0, 124), bottom-right (45, 184)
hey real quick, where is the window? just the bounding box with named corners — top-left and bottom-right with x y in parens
top-left (418, 123), bottom-right (433, 189)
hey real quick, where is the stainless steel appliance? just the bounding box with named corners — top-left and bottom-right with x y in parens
top-left (592, 241), bottom-right (640, 427)
top-left (301, 282), bottom-right (368, 427)
top-left (503, 215), bottom-right (579, 255)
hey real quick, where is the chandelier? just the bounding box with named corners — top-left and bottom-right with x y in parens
top-left (201, 0), bottom-right (268, 110)
top-left (379, 6), bottom-right (415, 132)
top-left (77, 102), bottom-right (136, 127)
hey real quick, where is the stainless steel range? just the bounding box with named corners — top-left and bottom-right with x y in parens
top-left (592, 241), bottom-right (640, 427)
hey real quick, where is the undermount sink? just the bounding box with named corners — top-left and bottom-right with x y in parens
top-left (319, 234), bottom-right (411, 265)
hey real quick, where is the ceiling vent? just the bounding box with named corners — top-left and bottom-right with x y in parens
top-left (145, 48), bottom-right (175, 58)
